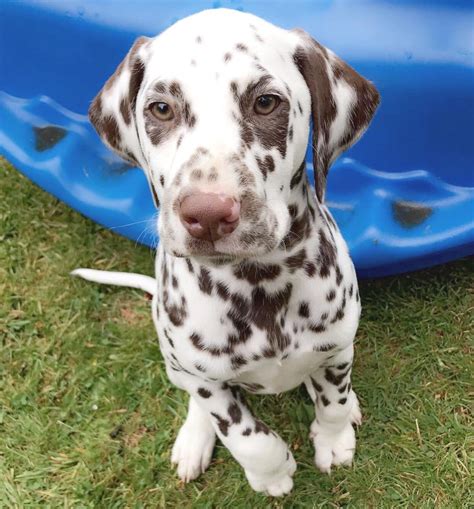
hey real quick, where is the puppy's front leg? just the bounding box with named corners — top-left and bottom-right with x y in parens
top-left (176, 377), bottom-right (296, 496)
top-left (305, 344), bottom-right (362, 473)
top-left (171, 396), bottom-right (216, 482)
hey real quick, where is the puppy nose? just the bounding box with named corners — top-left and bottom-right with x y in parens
top-left (179, 192), bottom-right (240, 241)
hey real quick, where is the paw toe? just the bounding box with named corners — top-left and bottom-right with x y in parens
top-left (266, 475), bottom-right (294, 497)
top-left (171, 424), bottom-right (215, 482)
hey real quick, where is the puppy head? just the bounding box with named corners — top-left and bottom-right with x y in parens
top-left (89, 9), bottom-right (379, 260)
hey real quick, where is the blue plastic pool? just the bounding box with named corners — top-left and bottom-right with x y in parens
top-left (1, 0), bottom-right (473, 277)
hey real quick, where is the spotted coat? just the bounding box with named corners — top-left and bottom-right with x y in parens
top-left (86, 8), bottom-right (379, 497)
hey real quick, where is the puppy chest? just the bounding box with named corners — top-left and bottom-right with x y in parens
top-left (233, 350), bottom-right (323, 394)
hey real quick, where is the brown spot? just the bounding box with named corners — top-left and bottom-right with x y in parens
top-left (190, 168), bottom-right (203, 181)
top-left (311, 378), bottom-right (323, 392)
top-left (197, 388), bottom-right (212, 398)
top-left (285, 248), bottom-right (306, 272)
top-left (298, 301), bottom-right (310, 318)
top-left (304, 261), bottom-right (316, 277)
top-left (236, 43), bottom-right (248, 52)
top-left (163, 286), bottom-right (187, 327)
top-left (290, 160), bottom-right (306, 189)
top-left (231, 356), bottom-right (247, 370)
top-left (234, 262), bottom-right (281, 285)
top-left (330, 307), bottom-right (345, 323)
top-left (262, 347), bottom-right (276, 358)
top-left (228, 403), bottom-right (242, 423)
top-left (183, 101), bottom-right (197, 128)
top-left (281, 209), bottom-right (311, 250)
top-left (338, 384), bottom-right (347, 394)
top-left (309, 322), bottom-right (326, 334)
top-left (325, 367), bottom-right (350, 385)
top-left (249, 284), bottom-right (293, 351)
top-left (318, 229), bottom-right (337, 278)
top-left (216, 282), bottom-right (230, 301)
top-left (314, 343), bottom-right (336, 352)
top-left (211, 412), bottom-right (230, 436)
top-left (198, 267), bottom-right (213, 295)
top-left (254, 420), bottom-right (270, 434)
top-left (190, 332), bottom-right (231, 356)
top-left (255, 154), bottom-right (275, 180)
top-left (119, 97), bottom-right (131, 125)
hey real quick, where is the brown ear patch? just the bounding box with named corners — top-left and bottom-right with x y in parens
top-left (292, 30), bottom-right (380, 202)
top-left (89, 95), bottom-right (122, 152)
top-left (120, 97), bottom-right (131, 125)
top-left (88, 36), bottom-right (150, 165)
top-left (128, 57), bottom-right (146, 111)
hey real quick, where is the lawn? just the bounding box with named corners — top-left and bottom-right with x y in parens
top-left (1, 158), bottom-right (472, 508)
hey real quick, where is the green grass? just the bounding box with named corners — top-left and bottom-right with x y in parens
top-left (1, 158), bottom-right (473, 508)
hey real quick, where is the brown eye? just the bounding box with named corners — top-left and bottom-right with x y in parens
top-left (150, 102), bottom-right (174, 121)
top-left (254, 94), bottom-right (280, 115)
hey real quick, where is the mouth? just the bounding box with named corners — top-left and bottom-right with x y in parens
top-left (169, 246), bottom-right (241, 265)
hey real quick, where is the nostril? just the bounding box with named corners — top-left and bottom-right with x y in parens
top-left (224, 200), bottom-right (241, 224)
top-left (183, 215), bottom-right (200, 225)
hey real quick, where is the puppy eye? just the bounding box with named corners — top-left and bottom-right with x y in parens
top-left (150, 102), bottom-right (174, 121)
top-left (254, 94), bottom-right (280, 115)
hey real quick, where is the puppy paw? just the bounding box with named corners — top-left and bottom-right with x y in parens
top-left (171, 422), bottom-right (216, 482)
top-left (310, 393), bottom-right (361, 473)
top-left (311, 422), bottom-right (356, 473)
top-left (245, 451), bottom-right (296, 496)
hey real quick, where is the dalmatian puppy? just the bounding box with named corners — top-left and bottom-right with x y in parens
top-left (73, 8), bottom-right (379, 496)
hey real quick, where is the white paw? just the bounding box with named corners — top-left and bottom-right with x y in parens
top-left (171, 422), bottom-right (216, 482)
top-left (311, 422), bottom-right (356, 473)
top-left (310, 393), bottom-right (362, 474)
top-left (245, 452), bottom-right (296, 497)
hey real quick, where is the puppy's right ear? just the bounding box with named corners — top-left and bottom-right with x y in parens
top-left (89, 36), bottom-right (160, 207)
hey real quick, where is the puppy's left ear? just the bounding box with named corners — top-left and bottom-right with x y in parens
top-left (89, 36), bottom-right (150, 166)
top-left (292, 29), bottom-right (380, 202)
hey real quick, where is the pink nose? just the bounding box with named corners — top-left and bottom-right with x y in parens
top-left (179, 192), bottom-right (240, 241)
